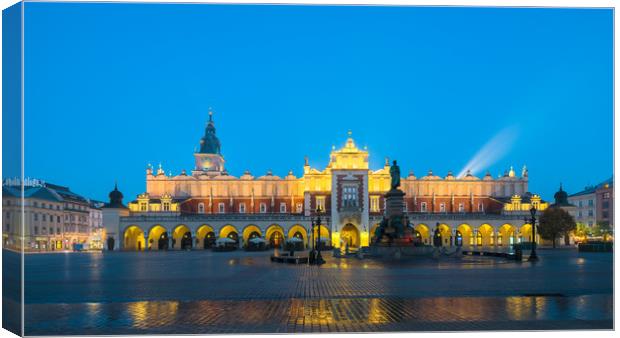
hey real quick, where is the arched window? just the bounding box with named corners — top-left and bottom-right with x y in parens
top-left (198, 203), bottom-right (205, 214)
top-left (476, 232), bottom-right (482, 246)
top-left (420, 202), bottom-right (427, 212)
top-left (239, 203), bottom-right (246, 213)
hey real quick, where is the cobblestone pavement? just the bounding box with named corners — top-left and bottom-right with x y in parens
top-left (11, 249), bottom-right (613, 334)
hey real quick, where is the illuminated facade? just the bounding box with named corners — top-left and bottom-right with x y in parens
top-left (105, 111), bottom-right (549, 251)
top-left (2, 180), bottom-right (104, 251)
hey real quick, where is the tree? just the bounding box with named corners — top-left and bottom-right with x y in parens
top-left (574, 223), bottom-right (592, 242)
top-left (593, 221), bottom-right (613, 242)
top-left (538, 207), bottom-right (577, 248)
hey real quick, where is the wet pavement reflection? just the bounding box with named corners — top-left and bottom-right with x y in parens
top-left (14, 249), bottom-right (613, 334)
top-left (22, 294), bottom-right (612, 335)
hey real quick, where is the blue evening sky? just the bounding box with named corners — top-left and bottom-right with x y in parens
top-left (23, 3), bottom-right (612, 203)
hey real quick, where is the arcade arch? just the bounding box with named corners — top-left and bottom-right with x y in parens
top-left (124, 225), bottom-right (145, 251)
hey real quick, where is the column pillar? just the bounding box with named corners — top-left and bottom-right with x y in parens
top-left (474, 229), bottom-right (478, 247)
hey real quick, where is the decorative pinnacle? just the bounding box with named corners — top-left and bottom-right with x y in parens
top-left (208, 107), bottom-right (213, 122)
top-left (347, 130), bottom-right (352, 137)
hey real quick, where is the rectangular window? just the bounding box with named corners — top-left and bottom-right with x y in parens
top-left (478, 203), bottom-right (484, 212)
top-left (218, 203), bottom-right (225, 213)
top-left (420, 202), bottom-right (427, 212)
top-left (316, 196), bottom-right (326, 212)
top-left (603, 192), bottom-right (610, 199)
top-left (279, 203), bottom-right (286, 213)
top-left (140, 203), bottom-right (147, 211)
top-left (296, 203), bottom-right (303, 213)
top-left (342, 186), bottom-right (358, 207)
top-left (34, 213), bottom-right (38, 221)
top-left (239, 203), bottom-right (246, 213)
top-left (458, 203), bottom-right (465, 212)
top-left (163, 202), bottom-right (170, 211)
top-left (588, 199), bottom-right (594, 206)
top-left (260, 203), bottom-right (267, 213)
top-left (603, 201), bottom-right (609, 209)
top-left (578, 200), bottom-right (583, 207)
top-left (34, 226), bottom-right (38, 235)
top-left (439, 203), bottom-right (446, 212)
top-left (578, 211), bottom-right (582, 218)
top-left (603, 211), bottom-right (609, 218)
top-left (370, 196), bottom-right (380, 212)
top-left (588, 209), bottom-right (593, 217)
top-left (198, 203), bottom-right (205, 213)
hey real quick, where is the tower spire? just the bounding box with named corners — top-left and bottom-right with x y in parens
top-left (208, 107), bottom-right (213, 122)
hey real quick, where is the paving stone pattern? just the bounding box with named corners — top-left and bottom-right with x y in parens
top-left (12, 249), bottom-right (613, 334)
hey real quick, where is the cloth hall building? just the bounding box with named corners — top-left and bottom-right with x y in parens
top-left (103, 112), bottom-right (549, 251)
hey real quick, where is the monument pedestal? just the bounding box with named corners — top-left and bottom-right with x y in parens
top-left (369, 160), bottom-right (431, 259)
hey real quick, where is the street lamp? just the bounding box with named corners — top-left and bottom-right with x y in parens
top-left (310, 205), bottom-right (325, 265)
top-left (528, 206), bottom-right (538, 262)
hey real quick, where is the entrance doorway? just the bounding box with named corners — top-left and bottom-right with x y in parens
top-left (181, 231), bottom-right (192, 250)
top-left (340, 224), bottom-right (360, 248)
top-left (204, 231), bottom-right (216, 249)
top-left (158, 232), bottom-right (169, 250)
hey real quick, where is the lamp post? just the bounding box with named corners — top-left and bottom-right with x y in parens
top-left (528, 206), bottom-right (538, 262)
top-left (310, 206), bottom-right (325, 265)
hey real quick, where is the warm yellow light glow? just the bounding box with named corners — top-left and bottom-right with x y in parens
top-left (331, 231), bottom-right (341, 249)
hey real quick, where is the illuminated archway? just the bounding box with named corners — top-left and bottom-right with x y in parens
top-left (438, 223), bottom-right (452, 246)
top-left (147, 225), bottom-right (168, 250)
top-left (287, 224), bottom-right (307, 240)
top-left (242, 224), bottom-right (263, 246)
top-left (519, 224), bottom-right (533, 243)
top-left (457, 224), bottom-right (474, 248)
top-left (477, 224), bottom-right (494, 247)
top-left (123, 225), bottom-right (145, 251)
top-left (197, 224), bottom-right (215, 249)
top-left (498, 223), bottom-right (517, 246)
top-left (219, 225), bottom-right (240, 245)
top-left (266, 224), bottom-right (285, 248)
top-left (415, 224), bottom-right (430, 245)
top-left (341, 223), bottom-right (360, 248)
top-left (172, 224), bottom-right (192, 250)
top-left (312, 225), bottom-right (330, 246)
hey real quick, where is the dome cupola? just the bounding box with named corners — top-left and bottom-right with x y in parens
top-left (107, 182), bottom-right (126, 208)
top-left (553, 183), bottom-right (569, 206)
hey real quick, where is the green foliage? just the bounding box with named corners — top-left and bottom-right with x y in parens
top-left (538, 207), bottom-right (577, 248)
top-left (592, 221), bottom-right (613, 241)
top-left (574, 223), bottom-right (592, 238)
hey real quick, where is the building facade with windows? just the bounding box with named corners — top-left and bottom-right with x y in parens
top-left (568, 178), bottom-right (614, 230)
top-left (567, 186), bottom-right (597, 228)
top-left (106, 111), bottom-right (549, 252)
top-left (2, 180), bottom-right (103, 251)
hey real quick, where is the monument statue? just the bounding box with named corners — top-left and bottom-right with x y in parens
top-left (390, 160), bottom-right (401, 189)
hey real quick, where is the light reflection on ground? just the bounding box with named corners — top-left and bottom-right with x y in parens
top-left (8, 248), bottom-right (613, 334)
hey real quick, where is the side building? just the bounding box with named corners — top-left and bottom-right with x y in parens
top-left (568, 177), bottom-right (614, 231)
top-left (2, 179), bottom-right (103, 251)
top-left (103, 111), bottom-right (549, 252)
